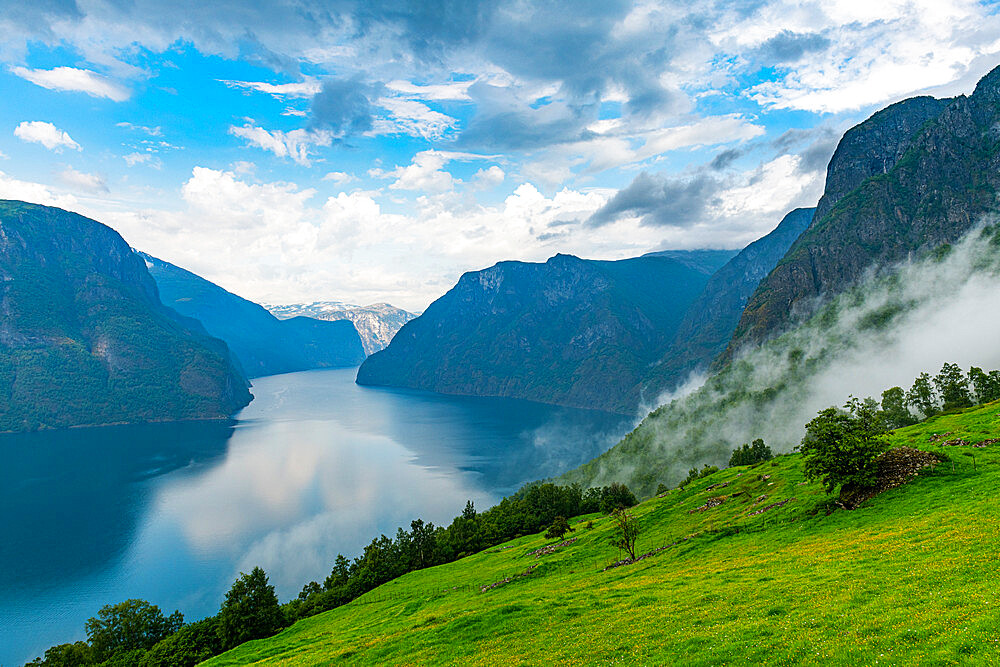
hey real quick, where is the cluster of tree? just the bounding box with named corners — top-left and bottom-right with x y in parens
top-left (30, 482), bottom-right (638, 665)
top-left (800, 363), bottom-right (1000, 501)
top-left (728, 438), bottom-right (774, 467)
top-left (28, 567), bottom-right (281, 666)
top-left (882, 363), bottom-right (1000, 427)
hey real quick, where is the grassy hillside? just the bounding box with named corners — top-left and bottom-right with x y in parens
top-left (205, 402), bottom-right (1000, 665)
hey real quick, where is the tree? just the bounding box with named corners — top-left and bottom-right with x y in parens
top-left (969, 367), bottom-right (1000, 404)
top-left (880, 386), bottom-right (916, 429)
top-left (85, 599), bottom-right (183, 662)
top-left (798, 399), bottom-right (890, 498)
top-left (599, 482), bottom-right (638, 513)
top-left (217, 567), bottom-right (283, 650)
top-left (933, 362), bottom-right (972, 410)
top-left (729, 438), bottom-right (774, 467)
top-left (906, 372), bottom-right (939, 417)
top-left (609, 508), bottom-right (640, 560)
top-left (544, 515), bottom-right (572, 540)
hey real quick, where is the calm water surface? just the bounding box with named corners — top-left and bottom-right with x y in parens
top-left (0, 368), bottom-right (632, 665)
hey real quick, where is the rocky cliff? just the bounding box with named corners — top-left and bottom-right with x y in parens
top-left (730, 65), bottom-right (1000, 353)
top-left (143, 255), bottom-right (365, 376)
top-left (356, 252), bottom-right (726, 413)
top-left (0, 201), bottom-right (251, 431)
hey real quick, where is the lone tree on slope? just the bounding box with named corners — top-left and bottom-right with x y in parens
top-left (609, 507), bottom-right (641, 560)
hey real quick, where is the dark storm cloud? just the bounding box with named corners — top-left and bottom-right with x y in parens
top-left (587, 171), bottom-right (724, 228)
top-left (756, 30), bottom-right (830, 64)
top-left (710, 147), bottom-right (747, 170)
top-left (310, 78), bottom-right (380, 136)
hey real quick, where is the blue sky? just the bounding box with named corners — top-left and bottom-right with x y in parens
top-left (1, 0), bottom-right (1000, 310)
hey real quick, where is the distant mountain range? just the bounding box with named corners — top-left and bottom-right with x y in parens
top-left (0, 201), bottom-right (251, 431)
top-left (356, 251), bottom-right (737, 413)
top-left (143, 256), bottom-right (365, 377)
top-left (266, 302), bottom-right (416, 356)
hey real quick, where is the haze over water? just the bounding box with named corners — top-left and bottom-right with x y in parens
top-left (0, 368), bottom-right (631, 665)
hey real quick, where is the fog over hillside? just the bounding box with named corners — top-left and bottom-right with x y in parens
top-left (564, 223), bottom-right (1000, 494)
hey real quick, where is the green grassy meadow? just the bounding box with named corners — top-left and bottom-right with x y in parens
top-left (205, 403), bottom-right (1000, 665)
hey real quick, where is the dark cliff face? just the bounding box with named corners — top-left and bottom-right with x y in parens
top-left (813, 96), bottom-right (953, 222)
top-left (357, 253), bottom-right (719, 413)
top-left (142, 254), bottom-right (365, 377)
top-left (0, 200), bottom-right (251, 431)
top-left (729, 64), bottom-right (1000, 354)
top-left (640, 207), bottom-right (814, 398)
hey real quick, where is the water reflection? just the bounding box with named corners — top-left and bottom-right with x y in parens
top-left (0, 368), bottom-right (632, 665)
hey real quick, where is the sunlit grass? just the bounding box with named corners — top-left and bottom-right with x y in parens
top-left (204, 401), bottom-right (1000, 665)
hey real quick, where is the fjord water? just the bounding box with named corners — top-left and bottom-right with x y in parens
top-left (0, 368), bottom-right (631, 665)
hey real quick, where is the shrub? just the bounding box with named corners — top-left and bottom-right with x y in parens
top-left (797, 398), bottom-right (889, 498)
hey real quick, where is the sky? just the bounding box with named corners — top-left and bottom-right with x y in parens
top-left (1, 1), bottom-right (1000, 311)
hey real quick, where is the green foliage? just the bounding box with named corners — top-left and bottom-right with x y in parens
top-left (906, 372), bottom-right (939, 418)
top-left (880, 386), bottom-right (917, 429)
top-left (85, 599), bottom-right (183, 663)
top-left (217, 567), bottom-right (284, 650)
top-left (681, 464), bottom-right (719, 487)
top-left (26, 641), bottom-right (94, 666)
top-left (728, 438), bottom-right (773, 467)
top-left (968, 366), bottom-right (1000, 404)
top-left (933, 362), bottom-right (972, 411)
top-left (140, 618), bottom-right (222, 667)
top-left (544, 516), bottom-right (573, 540)
top-left (798, 398), bottom-right (890, 496)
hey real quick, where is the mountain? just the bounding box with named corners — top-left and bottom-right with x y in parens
top-left (356, 252), bottom-right (732, 413)
top-left (142, 255), bottom-right (365, 377)
top-left (639, 208), bottom-right (814, 398)
top-left (558, 65), bottom-right (1000, 497)
top-left (266, 301), bottom-right (416, 356)
top-left (728, 69), bottom-right (1000, 353)
top-left (0, 201), bottom-right (251, 432)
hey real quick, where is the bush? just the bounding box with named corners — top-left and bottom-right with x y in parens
top-left (797, 398), bottom-right (889, 498)
top-left (544, 516), bottom-right (572, 540)
top-left (681, 464), bottom-right (719, 487)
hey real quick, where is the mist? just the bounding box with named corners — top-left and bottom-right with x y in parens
top-left (567, 223), bottom-right (1000, 495)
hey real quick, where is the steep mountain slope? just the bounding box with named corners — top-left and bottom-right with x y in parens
top-left (639, 207), bottom-right (814, 399)
top-left (0, 201), bottom-right (251, 432)
top-left (357, 253), bottom-right (724, 413)
top-left (267, 301), bottom-right (416, 355)
top-left (142, 255), bottom-right (365, 377)
top-left (207, 403), bottom-right (1000, 665)
top-left (730, 67), bottom-right (1000, 353)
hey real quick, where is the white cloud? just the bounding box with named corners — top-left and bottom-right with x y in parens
top-left (386, 150), bottom-right (457, 193)
top-left (228, 123), bottom-right (331, 166)
top-left (0, 170), bottom-right (77, 208)
top-left (123, 152), bottom-right (161, 168)
top-left (57, 166), bottom-right (108, 193)
top-left (385, 79), bottom-right (474, 100)
top-left (726, 0), bottom-right (1000, 113)
top-left (373, 97), bottom-right (458, 140)
top-left (322, 171), bottom-right (355, 185)
top-left (14, 121), bottom-right (81, 151)
top-left (472, 165), bottom-right (505, 189)
top-left (12, 66), bottom-right (130, 102)
top-left (220, 77), bottom-right (322, 98)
